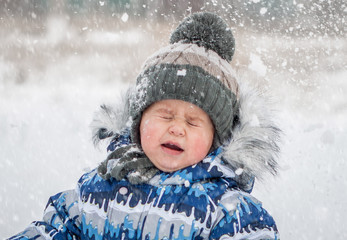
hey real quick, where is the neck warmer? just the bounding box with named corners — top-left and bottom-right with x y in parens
top-left (97, 134), bottom-right (159, 184)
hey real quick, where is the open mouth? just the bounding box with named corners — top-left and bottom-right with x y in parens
top-left (161, 143), bottom-right (184, 153)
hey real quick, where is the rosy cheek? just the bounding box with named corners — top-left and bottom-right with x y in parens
top-left (141, 119), bottom-right (152, 137)
top-left (191, 132), bottom-right (213, 158)
top-left (194, 143), bottom-right (209, 159)
top-left (142, 129), bottom-right (152, 140)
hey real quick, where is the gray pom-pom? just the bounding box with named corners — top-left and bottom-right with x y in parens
top-left (170, 12), bottom-right (235, 62)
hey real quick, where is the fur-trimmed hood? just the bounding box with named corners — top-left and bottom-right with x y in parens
top-left (90, 80), bottom-right (281, 188)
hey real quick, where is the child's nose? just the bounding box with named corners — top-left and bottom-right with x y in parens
top-left (168, 120), bottom-right (185, 136)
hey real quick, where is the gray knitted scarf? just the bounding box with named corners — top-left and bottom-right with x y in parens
top-left (97, 144), bottom-right (159, 184)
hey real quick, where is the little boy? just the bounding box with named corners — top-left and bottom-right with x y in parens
top-left (9, 12), bottom-right (281, 239)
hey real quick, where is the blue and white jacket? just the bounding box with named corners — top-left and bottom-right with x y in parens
top-left (9, 82), bottom-right (281, 239)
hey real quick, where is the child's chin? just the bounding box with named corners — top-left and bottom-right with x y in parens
top-left (154, 161), bottom-right (184, 173)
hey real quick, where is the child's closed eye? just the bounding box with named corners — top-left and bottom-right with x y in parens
top-left (187, 121), bottom-right (198, 127)
top-left (159, 114), bottom-right (173, 120)
top-left (187, 120), bottom-right (200, 127)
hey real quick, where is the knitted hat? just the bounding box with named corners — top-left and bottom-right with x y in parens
top-left (129, 12), bottom-right (239, 148)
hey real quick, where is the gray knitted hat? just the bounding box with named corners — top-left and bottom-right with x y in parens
top-left (129, 12), bottom-right (240, 148)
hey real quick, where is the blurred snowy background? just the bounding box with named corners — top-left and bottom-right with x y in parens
top-left (0, 0), bottom-right (346, 239)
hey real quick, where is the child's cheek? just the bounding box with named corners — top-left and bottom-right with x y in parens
top-left (141, 119), bottom-right (153, 139)
top-left (140, 120), bottom-right (153, 148)
top-left (191, 132), bottom-right (211, 160)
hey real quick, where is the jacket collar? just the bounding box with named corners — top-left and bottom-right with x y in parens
top-left (148, 147), bottom-right (255, 193)
top-left (106, 131), bottom-right (255, 192)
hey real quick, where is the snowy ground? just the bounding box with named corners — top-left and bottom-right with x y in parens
top-left (1, 16), bottom-right (346, 239)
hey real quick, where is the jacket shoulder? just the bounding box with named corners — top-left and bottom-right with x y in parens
top-left (211, 189), bottom-right (279, 239)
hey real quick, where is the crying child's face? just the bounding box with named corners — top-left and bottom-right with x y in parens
top-left (139, 99), bottom-right (214, 172)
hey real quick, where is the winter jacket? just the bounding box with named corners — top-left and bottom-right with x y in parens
top-left (8, 82), bottom-right (281, 240)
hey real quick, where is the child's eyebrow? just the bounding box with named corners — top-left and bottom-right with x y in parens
top-left (154, 107), bottom-right (204, 122)
top-left (155, 108), bottom-right (173, 114)
top-left (186, 115), bottom-right (204, 122)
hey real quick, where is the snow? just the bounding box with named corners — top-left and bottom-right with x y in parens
top-left (249, 53), bottom-right (267, 77)
top-left (177, 69), bottom-right (187, 76)
top-left (235, 168), bottom-right (244, 176)
top-left (1, 14), bottom-right (347, 240)
top-left (260, 7), bottom-right (268, 15)
top-left (121, 13), bottom-right (129, 23)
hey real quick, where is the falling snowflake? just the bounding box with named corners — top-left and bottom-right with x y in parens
top-left (260, 7), bottom-right (267, 15)
top-left (121, 13), bottom-right (129, 23)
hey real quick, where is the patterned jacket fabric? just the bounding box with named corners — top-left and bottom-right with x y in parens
top-left (9, 143), bottom-right (279, 240)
